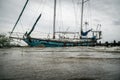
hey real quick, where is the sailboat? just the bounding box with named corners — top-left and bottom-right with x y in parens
top-left (10, 0), bottom-right (102, 47)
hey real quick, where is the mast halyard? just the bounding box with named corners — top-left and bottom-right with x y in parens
top-left (10, 0), bottom-right (29, 36)
top-left (80, 0), bottom-right (84, 39)
top-left (53, 0), bottom-right (57, 39)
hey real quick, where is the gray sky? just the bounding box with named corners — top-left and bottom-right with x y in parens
top-left (0, 0), bottom-right (120, 43)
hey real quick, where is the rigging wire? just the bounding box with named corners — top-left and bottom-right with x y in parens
top-left (10, 0), bottom-right (29, 36)
top-left (84, 1), bottom-right (88, 31)
top-left (20, 19), bottom-right (25, 33)
top-left (58, 0), bottom-right (63, 31)
top-left (25, 0), bottom-right (46, 36)
top-left (72, 0), bottom-right (79, 33)
top-left (56, 0), bottom-right (64, 38)
top-left (88, 0), bottom-right (92, 28)
top-left (28, 0), bottom-right (43, 28)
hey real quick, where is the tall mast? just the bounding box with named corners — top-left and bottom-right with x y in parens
top-left (53, 0), bottom-right (56, 39)
top-left (80, 0), bottom-right (84, 38)
top-left (10, 0), bottom-right (29, 35)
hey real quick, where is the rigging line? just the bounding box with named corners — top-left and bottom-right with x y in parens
top-left (10, 0), bottom-right (29, 35)
top-left (29, 0), bottom-right (43, 30)
top-left (84, 2), bottom-right (88, 31)
top-left (88, 0), bottom-right (92, 28)
top-left (19, 19), bottom-right (25, 33)
top-left (57, 0), bottom-right (60, 31)
top-left (83, 0), bottom-right (91, 28)
top-left (87, 2), bottom-right (90, 22)
top-left (40, 0), bottom-right (46, 15)
top-left (59, 0), bottom-right (64, 32)
top-left (72, 0), bottom-right (78, 32)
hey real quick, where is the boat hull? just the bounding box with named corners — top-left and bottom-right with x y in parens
top-left (23, 38), bottom-right (96, 47)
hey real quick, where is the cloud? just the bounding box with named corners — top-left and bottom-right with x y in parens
top-left (0, 0), bottom-right (120, 42)
top-left (113, 20), bottom-right (120, 26)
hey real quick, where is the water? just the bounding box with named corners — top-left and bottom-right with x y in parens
top-left (0, 47), bottom-right (120, 80)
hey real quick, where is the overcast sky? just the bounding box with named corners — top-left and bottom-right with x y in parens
top-left (0, 0), bottom-right (120, 43)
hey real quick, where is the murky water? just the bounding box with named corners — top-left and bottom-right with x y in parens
top-left (0, 47), bottom-right (120, 80)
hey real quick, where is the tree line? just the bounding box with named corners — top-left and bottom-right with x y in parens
top-left (0, 34), bottom-right (20, 48)
top-left (97, 40), bottom-right (120, 47)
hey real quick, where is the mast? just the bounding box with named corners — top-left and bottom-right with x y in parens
top-left (10, 0), bottom-right (29, 35)
top-left (27, 14), bottom-right (42, 37)
top-left (80, 0), bottom-right (84, 38)
top-left (53, 0), bottom-right (57, 39)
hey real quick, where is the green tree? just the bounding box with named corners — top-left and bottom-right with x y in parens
top-left (0, 34), bottom-right (11, 47)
